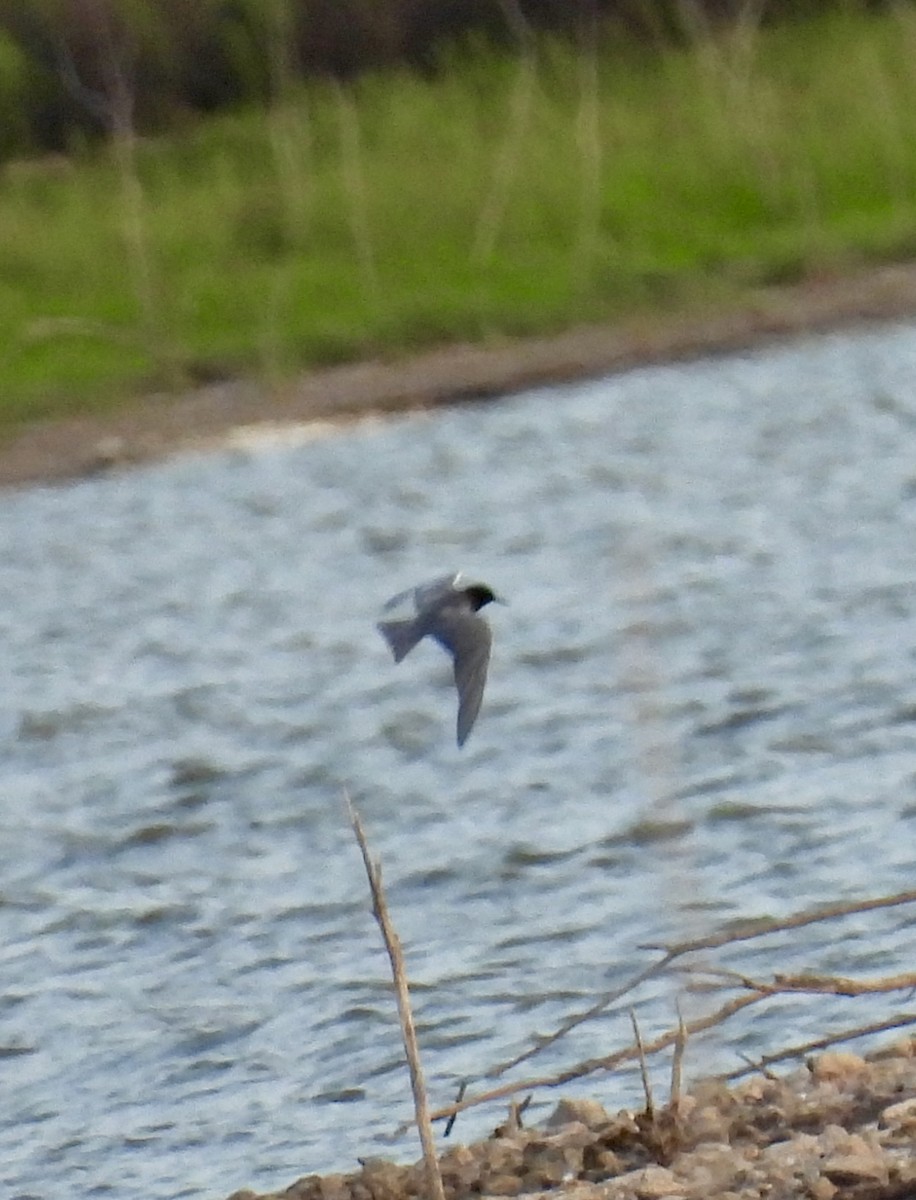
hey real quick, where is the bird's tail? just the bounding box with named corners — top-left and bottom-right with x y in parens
top-left (377, 619), bottom-right (423, 663)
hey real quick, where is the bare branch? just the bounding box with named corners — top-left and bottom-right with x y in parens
top-left (489, 955), bottom-right (671, 1077)
top-left (489, 888), bottom-right (916, 1076)
top-left (641, 889), bottom-right (916, 957)
top-left (685, 965), bottom-right (916, 999)
top-left (670, 1007), bottom-right (687, 1120)
top-left (426, 993), bottom-right (763, 1126)
top-left (346, 794), bottom-right (445, 1200)
top-left (724, 1013), bottom-right (916, 1081)
top-left (768, 970), bottom-right (916, 997)
top-left (426, 890), bottom-right (916, 1127)
top-left (631, 1009), bottom-right (655, 1119)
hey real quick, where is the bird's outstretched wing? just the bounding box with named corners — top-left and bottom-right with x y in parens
top-left (381, 573), bottom-right (461, 615)
top-left (431, 611), bottom-right (492, 746)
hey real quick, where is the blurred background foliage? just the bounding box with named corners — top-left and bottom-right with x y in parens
top-left (3, 0), bottom-right (916, 423)
top-left (0, 0), bottom-right (897, 162)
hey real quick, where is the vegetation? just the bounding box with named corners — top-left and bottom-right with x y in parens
top-left (3, 4), bottom-right (916, 431)
top-left (0, 1), bottom-right (870, 158)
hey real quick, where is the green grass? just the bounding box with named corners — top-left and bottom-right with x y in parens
top-left (4, 5), bottom-right (916, 431)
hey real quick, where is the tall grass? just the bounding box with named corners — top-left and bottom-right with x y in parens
top-left (3, 5), bottom-right (916, 429)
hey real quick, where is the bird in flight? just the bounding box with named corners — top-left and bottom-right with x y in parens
top-left (377, 572), bottom-right (504, 746)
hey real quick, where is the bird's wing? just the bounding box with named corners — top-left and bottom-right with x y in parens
top-left (430, 612), bottom-right (492, 746)
top-left (413, 573), bottom-right (462, 611)
top-left (381, 573), bottom-right (460, 614)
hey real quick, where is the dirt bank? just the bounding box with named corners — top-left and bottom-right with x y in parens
top-left (4, 261), bottom-right (916, 491)
top-left (227, 1040), bottom-right (916, 1200)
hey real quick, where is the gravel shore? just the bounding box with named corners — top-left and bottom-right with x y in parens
top-left (5, 261), bottom-right (916, 490)
top-left (227, 1040), bottom-right (916, 1200)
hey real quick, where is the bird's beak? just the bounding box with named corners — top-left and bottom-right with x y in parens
top-left (493, 594), bottom-right (509, 606)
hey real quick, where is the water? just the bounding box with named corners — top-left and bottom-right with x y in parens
top-left (2, 323), bottom-right (916, 1199)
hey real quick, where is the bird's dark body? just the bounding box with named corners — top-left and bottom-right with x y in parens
top-left (377, 573), bottom-right (502, 746)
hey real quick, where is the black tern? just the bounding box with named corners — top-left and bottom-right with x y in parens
top-left (377, 573), bottom-right (504, 746)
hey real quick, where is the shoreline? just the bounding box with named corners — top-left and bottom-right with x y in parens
top-left (227, 1039), bottom-right (916, 1200)
top-left (3, 260), bottom-right (916, 492)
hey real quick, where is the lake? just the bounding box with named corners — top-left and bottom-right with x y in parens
top-left (1, 323), bottom-right (915, 1199)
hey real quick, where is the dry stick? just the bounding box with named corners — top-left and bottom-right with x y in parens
top-left (491, 955), bottom-right (667, 1077)
top-left (725, 1012), bottom-right (916, 1082)
top-left (423, 992), bottom-right (764, 1128)
top-left (491, 887), bottom-right (916, 1076)
top-left (641, 888), bottom-right (916, 956)
top-left (669, 1007), bottom-right (688, 1119)
top-left (347, 796), bottom-right (445, 1200)
top-left (685, 965), bottom-right (916, 998)
top-left (772, 970), bottom-right (916, 995)
top-left (430, 957), bottom-right (916, 1127)
top-left (630, 1009), bottom-right (655, 1119)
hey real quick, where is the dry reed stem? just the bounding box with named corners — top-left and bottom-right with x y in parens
top-left (424, 992), bottom-right (763, 1127)
top-left (426, 974), bottom-right (914, 1127)
top-left (688, 965), bottom-right (916, 998)
top-left (630, 1009), bottom-right (655, 1119)
top-left (346, 795), bottom-right (445, 1200)
top-left (423, 888), bottom-right (916, 1127)
top-left (642, 888), bottom-right (916, 955)
top-left (669, 1007), bottom-right (687, 1120)
top-left (492, 887), bottom-right (916, 1076)
top-left (725, 1012), bottom-right (916, 1081)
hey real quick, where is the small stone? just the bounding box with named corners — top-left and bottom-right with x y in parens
top-left (820, 1153), bottom-right (889, 1186)
top-left (670, 1094), bottom-right (697, 1121)
top-left (359, 1159), bottom-right (407, 1200)
top-left (672, 1144), bottom-right (755, 1195)
top-left (680, 1141), bottom-right (736, 1163)
top-left (689, 1105), bottom-right (730, 1144)
top-left (522, 1140), bottom-right (583, 1187)
top-left (283, 1180), bottom-right (322, 1200)
top-left (540, 1122), bottom-right (595, 1149)
top-left (547, 1098), bottom-right (612, 1130)
top-left (873, 1036), bottom-right (916, 1060)
top-left (315, 1175), bottom-right (352, 1200)
top-left (809, 1051), bottom-right (866, 1082)
top-left (806, 1179), bottom-right (836, 1200)
top-left (737, 1078), bottom-right (768, 1102)
top-left (440, 1146), bottom-right (481, 1197)
top-left (816, 1128), bottom-right (879, 1159)
top-left (760, 1133), bottom-right (820, 1169)
top-left (483, 1173), bottom-right (522, 1195)
top-left (588, 1148), bottom-right (623, 1177)
top-left (880, 1096), bottom-right (916, 1129)
top-left (617, 1164), bottom-right (683, 1198)
top-left (480, 1135), bottom-right (525, 1175)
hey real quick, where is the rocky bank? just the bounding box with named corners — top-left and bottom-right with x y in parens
top-left (227, 1039), bottom-right (916, 1200)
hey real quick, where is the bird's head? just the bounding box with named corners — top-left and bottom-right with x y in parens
top-left (463, 583), bottom-right (506, 611)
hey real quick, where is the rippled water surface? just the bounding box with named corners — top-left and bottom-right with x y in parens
top-left (3, 325), bottom-right (916, 1199)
